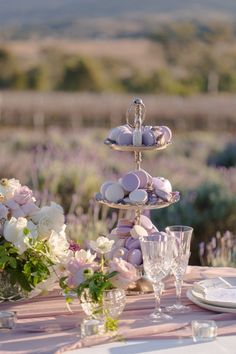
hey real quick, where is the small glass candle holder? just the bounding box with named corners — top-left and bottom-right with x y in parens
top-left (0, 311), bottom-right (16, 329)
top-left (81, 319), bottom-right (105, 338)
top-left (192, 320), bottom-right (217, 342)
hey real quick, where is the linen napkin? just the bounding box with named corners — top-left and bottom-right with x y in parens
top-left (192, 277), bottom-right (234, 296)
top-left (205, 288), bottom-right (236, 305)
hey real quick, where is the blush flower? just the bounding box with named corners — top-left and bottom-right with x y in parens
top-left (13, 186), bottom-right (35, 205)
top-left (109, 258), bottom-right (139, 289)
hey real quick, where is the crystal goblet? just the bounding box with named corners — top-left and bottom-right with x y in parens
top-left (140, 233), bottom-right (174, 322)
top-left (165, 225), bottom-right (193, 314)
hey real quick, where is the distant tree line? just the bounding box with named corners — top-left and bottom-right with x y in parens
top-left (2, 21), bottom-right (236, 94)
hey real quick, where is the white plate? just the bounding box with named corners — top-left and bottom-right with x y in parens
top-left (187, 289), bottom-right (236, 314)
top-left (191, 277), bottom-right (236, 309)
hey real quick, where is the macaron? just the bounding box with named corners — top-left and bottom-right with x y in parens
top-left (133, 169), bottom-right (149, 189)
top-left (129, 189), bottom-right (148, 204)
top-left (105, 182), bottom-right (125, 203)
top-left (127, 249), bottom-right (142, 266)
top-left (108, 127), bottom-right (122, 142)
top-left (155, 189), bottom-right (172, 202)
top-left (116, 226), bottom-right (132, 237)
top-left (123, 197), bottom-right (132, 204)
top-left (130, 224), bottom-right (148, 238)
top-left (117, 131), bottom-right (133, 146)
top-left (109, 228), bottom-right (127, 241)
top-left (100, 181), bottom-right (113, 199)
top-left (142, 128), bottom-right (156, 146)
top-left (112, 247), bottom-right (129, 260)
top-left (111, 238), bottom-right (126, 248)
top-left (117, 219), bottom-right (134, 228)
top-left (140, 215), bottom-right (153, 231)
top-left (121, 172), bottom-right (140, 192)
top-left (125, 236), bottom-right (141, 250)
top-left (159, 126), bottom-right (172, 143)
top-left (152, 177), bottom-right (172, 194)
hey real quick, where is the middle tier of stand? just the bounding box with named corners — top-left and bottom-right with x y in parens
top-left (95, 191), bottom-right (180, 210)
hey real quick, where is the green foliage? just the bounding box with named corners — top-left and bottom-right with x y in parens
top-left (26, 66), bottom-right (49, 90)
top-left (59, 57), bottom-right (104, 92)
top-left (0, 236), bottom-right (53, 292)
top-left (207, 142), bottom-right (236, 168)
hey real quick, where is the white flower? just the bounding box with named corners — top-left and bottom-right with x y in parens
top-left (89, 236), bottom-right (114, 254)
top-left (3, 217), bottom-right (37, 254)
top-left (0, 178), bottom-right (21, 200)
top-left (31, 202), bottom-right (65, 239)
top-left (47, 227), bottom-right (73, 265)
top-left (74, 249), bottom-right (97, 263)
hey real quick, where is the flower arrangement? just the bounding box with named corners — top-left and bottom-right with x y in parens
top-left (60, 236), bottom-right (139, 331)
top-left (0, 178), bottom-right (73, 297)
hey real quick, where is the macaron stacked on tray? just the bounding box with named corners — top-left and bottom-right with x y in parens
top-left (108, 215), bottom-right (159, 267)
top-left (104, 124), bottom-right (172, 152)
top-left (96, 170), bottom-right (180, 210)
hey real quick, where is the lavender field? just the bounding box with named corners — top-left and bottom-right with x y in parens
top-left (1, 125), bottom-right (235, 265)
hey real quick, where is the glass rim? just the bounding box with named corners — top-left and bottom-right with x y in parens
top-left (139, 234), bottom-right (175, 242)
top-left (165, 225), bottom-right (193, 232)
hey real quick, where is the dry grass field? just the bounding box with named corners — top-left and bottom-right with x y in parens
top-left (3, 39), bottom-right (164, 72)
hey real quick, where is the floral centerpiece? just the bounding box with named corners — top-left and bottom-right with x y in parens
top-left (60, 236), bottom-right (139, 332)
top-left (0, 178), bottom-right (73, 299)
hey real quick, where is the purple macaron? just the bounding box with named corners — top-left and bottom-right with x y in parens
top-left (127, 249), bottom-right (142, 266)
top-left (121, 172), bottom-right (140, 192)
top-left (117, 130), bottom-right (133, 146)
top-left (142, 128), bottom-right (156, 146)
top-left (125, 237), bottom-right (141, 250)
top-left (133, 169), bottom-right (149, 189)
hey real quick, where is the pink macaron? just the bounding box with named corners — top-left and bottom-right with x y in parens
top-left (140, 215), bottom-right (153, 231)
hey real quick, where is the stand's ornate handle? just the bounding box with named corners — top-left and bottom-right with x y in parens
top-left (126, 97), bottom-right (146, 127)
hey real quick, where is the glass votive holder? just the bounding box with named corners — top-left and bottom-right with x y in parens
top-left (191, 320), bottom-right (217, 342)
top-left (81, 319), bottom-right (105, 338)
top-left (0, 311), bottom-right (16, 329)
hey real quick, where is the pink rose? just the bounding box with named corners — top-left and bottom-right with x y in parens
top-left (21, 202), bottom-right (39, 216)
top-left (109, 258), bottom-right (139, 289)
top-left (66, 258), bottom-right (96, 288)
top-left (4, 199), bottom-right (25, 218)
top-left (0, 203), bottom-right (8, 219)
top-left (13, 186), bottom-right (34, 205)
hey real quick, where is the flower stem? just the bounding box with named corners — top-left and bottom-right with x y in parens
top-left (101, 254), bottom-right (104, 273)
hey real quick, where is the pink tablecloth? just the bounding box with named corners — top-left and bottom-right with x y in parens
top-left (0, 266), bottom-right (236, 354)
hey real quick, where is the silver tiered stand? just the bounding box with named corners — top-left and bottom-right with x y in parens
top-left (95, 98), bottom-right (180, 292)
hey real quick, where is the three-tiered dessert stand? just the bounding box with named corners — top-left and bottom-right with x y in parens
top-left (96, 97), bottom-right (180, 226)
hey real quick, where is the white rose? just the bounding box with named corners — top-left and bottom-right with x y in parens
top-left (47, 227), bottom-right (73, 265)
top-left (89, 236), bottom-right (114, 254)
top-left (31, 202), bottom-right (65, 239)
top-left (3, 217), bottom-right (36, 254)
top-left (0, 178), bottom-right (21, 200)
top-left (75, 249), bottom-right (96, 263)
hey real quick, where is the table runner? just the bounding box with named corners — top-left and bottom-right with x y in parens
top-left (0, 266), bottom-right (236, 354)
